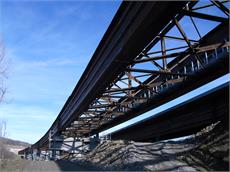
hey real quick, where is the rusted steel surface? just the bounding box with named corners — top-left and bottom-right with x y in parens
top-left (91, 22), bottom-right (229, 134)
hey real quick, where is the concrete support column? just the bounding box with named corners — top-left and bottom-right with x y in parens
top-left (45, 150), bottom-right (49, 160)
top-left (51, 150), bottom-right (56, 160)
top-left (31, 149), bottom-right (34, 160)
top-left (36, 149), bottom-right (41, 160)
top-left (72, 137), bottom-right (76, 154)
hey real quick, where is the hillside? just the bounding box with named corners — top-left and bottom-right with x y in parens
top-left (0, 137), bottom-right (30, 147)
top-left (0, 137), bottom-right (30, 158)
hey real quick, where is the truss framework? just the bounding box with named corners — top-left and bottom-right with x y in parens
top-left (62, 0), bottom-right (229, 137)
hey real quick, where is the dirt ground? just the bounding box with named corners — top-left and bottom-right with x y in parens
top-left (0, 159), bottom-right (98, 171)
top-left (77, 120), bottom-right (229, 171)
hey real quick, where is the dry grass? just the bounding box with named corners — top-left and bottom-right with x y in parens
top-left (0, 140), bottom-right (27, 171)
top-left (0, 142), bottom-right (16, 160)
top-left (0, 159), bottom-right (27, 172)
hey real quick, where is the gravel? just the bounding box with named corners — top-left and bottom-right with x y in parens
top-left (78, 121), bottom-right (229, 171)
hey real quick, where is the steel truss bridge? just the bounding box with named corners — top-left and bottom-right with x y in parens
top-left (110, 82), bottom-right (229, 142)
top-left (19, 1), bottom-right (229, 156)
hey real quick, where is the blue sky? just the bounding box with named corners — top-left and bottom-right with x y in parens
top-left (0, 0), bottom-right (121, 143)
top-left (0, 1), bottom-right (229, 144)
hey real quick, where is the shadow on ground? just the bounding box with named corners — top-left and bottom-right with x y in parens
top-left (55, 160), bottom-right (101, 171)
top-left (78, 120), bottom-right (229, 171)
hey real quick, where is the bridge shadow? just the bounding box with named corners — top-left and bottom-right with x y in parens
top-left (55, 160), bottom-right (102, 171)
top-left (53, 121), bottom-right (229, 171)
top-left (82, 121), bottom-right (229, 171)
top-left (106, 140), bottom-right (228, 171)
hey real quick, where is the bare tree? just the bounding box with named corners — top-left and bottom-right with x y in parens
top-left (0, 119), bottom-right (6, 137)
top-left (0, 39), bottom-right (8, 139)
top-left (0, 40), bottom-right (12, 161)
top-left (0, 40), bottom-right (6, 103)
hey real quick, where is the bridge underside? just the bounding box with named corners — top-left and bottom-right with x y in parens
top-left (110, 83), bottom-right (229, 142)
top-left (60, 0), bottom-right (229, 139)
